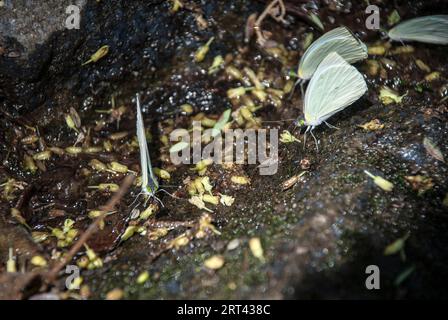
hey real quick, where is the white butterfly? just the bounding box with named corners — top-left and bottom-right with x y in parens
top-left (135, 94), bottom-right (162, 206)
top-left (388, 15), bottom-right (448, 45)
top-left (299, 52), bottom-right (367, 150)
top-left (298, 26), bottom-right (368, 81)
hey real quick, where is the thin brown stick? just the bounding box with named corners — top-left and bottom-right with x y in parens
top-left (255, 0), bottom-right (324, 32)
top-left (254, 0), bottom-right (287, 46)
top-left (45, 175), bottom-right (135, 283)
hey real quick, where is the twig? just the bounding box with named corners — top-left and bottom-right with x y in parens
top-left (45, 175), bottom-right (135, 284)
top-left (255, 0), bottom-right (325, 32)
top-left (254, 0), bottom-right (287, 47)
top-left (144, 219), bottom-right (196, 229)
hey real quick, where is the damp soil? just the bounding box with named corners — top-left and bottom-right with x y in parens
top-left (0, 0), bottom-right (448, 299)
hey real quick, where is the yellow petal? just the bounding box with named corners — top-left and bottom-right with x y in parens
top-left (249, 237), bottom-right (265, 262)
top-left (204, 255), bottom-right (225, 270)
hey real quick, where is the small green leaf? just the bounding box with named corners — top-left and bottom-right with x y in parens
top-left (121, 226), bottom-right (138, 241)
top-left (394, 265), bottom-right (415, 286)
top-left (388, 10), bottom-right (401, 26)
top-left (379, 86), bottom-right (406, 105)
top-left (384, 233), bottom-right (410, 256)
top-left (212, 109), bottom-right (231, 137)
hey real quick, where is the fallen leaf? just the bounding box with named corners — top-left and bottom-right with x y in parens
top-left (282, 172), bottom-right (307, 191)
top-left (423, 137), bottom-right (445, 162)
top-left (106, 288), bottom-right (124, 300)
top-left (379, 86), bottom-right (406, 105)
top-left (387, 10), bottom-right (401, 26)
top-left (249, 237), bottom-right (265, 262)
top-left (425, 71), bottom-right (440, 82)
top-left (189, 196), bottom-right (213, 212)
top-left (196, 213), bottom-right (221, 238)
top-left (405, 175), bottom-right (434, 195)
top-left (358, 119), bottom-right (384, 131)
top-left (204, 255), bottom-right (225, 270)
top-left (169, 234), bottom-right (190, 249)
top-left (384, 233), bottom-right (410, 256)
top-left (200, 176), bottom-right (213, 195)
top-left (415, 59), bottom-right (431, 73)
top-left (120, 226), bottom-right (138, 241)
top-left (30, 256), bottom-right (47, 267)
top-left (202, 194), bottom-right (219, 205)
top-left (82, 45), bottom-right (109, 65)
top-left (279, 130), bottom-right (300, 143)
top-left (220, 194), bottom-right (235, 206)
top-left (364, 170), bottom-right (394, 192)
top-left (136, 271), bottom-right (149, 284)
top-left (368, 45), bottom-right (386, 56)
top-left (231, 176), bottom-right (251, 185)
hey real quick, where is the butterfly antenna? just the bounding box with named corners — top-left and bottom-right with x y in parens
top-left (324, 121), bottom-right (339, 130)
top-left (153, 195), bottom-right (165, 208)
top-left (129, 192), bottom-right (143, 208)
top-left (260, 118), bottom-right (296, 124)
top-left (158, 188), bottom-right (182, 200)
top-left (290, 120), bottom-right (301, 137)
top-left (159, 184), bottom-right (180, 188)
top-left (288, 78), bottom-right (304, 100)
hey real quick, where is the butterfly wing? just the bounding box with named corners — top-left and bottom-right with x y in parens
top-left (136, 95), bottom-right (159, 195)
top-left (298, 26), bottom-right (368, 80)
top-left (388, 15), bottom-right (448, 45)
top-left (303, 52), bottom-right (367, 126)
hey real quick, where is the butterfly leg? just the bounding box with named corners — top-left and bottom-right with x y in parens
top-left (303, 126), bottom-right (310, 150)
top-left (159, 188), bottom-right (181, 200)
top-left (129, 192), bottom-right (143, 208)
top-left (324, 121), bottom-right (340, 130)
top-left (310, 126), bottom-right (319, 152)
top-left (288, 78), bottom-right (300, 100)
top-left (290, 124), bottom-right (299, 141)
top-left (143, 192), bottom-right (162, 208)
top-left (152, 194), bottom-right (165, 207)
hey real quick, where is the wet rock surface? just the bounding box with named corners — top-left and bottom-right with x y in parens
top-left (0, 0), bottom-right (87, 58)
top-left (0, 0), bottom-right (447, 299)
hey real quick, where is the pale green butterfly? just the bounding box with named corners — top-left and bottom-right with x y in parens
top-left (135, 94), bottom-right (161, 206)
top-left (388, 15), bottom-right (448, 45)
top-left (298, 52), bottom-right (368, 150)
top-left (298, 26), bottom-right (368, 81)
